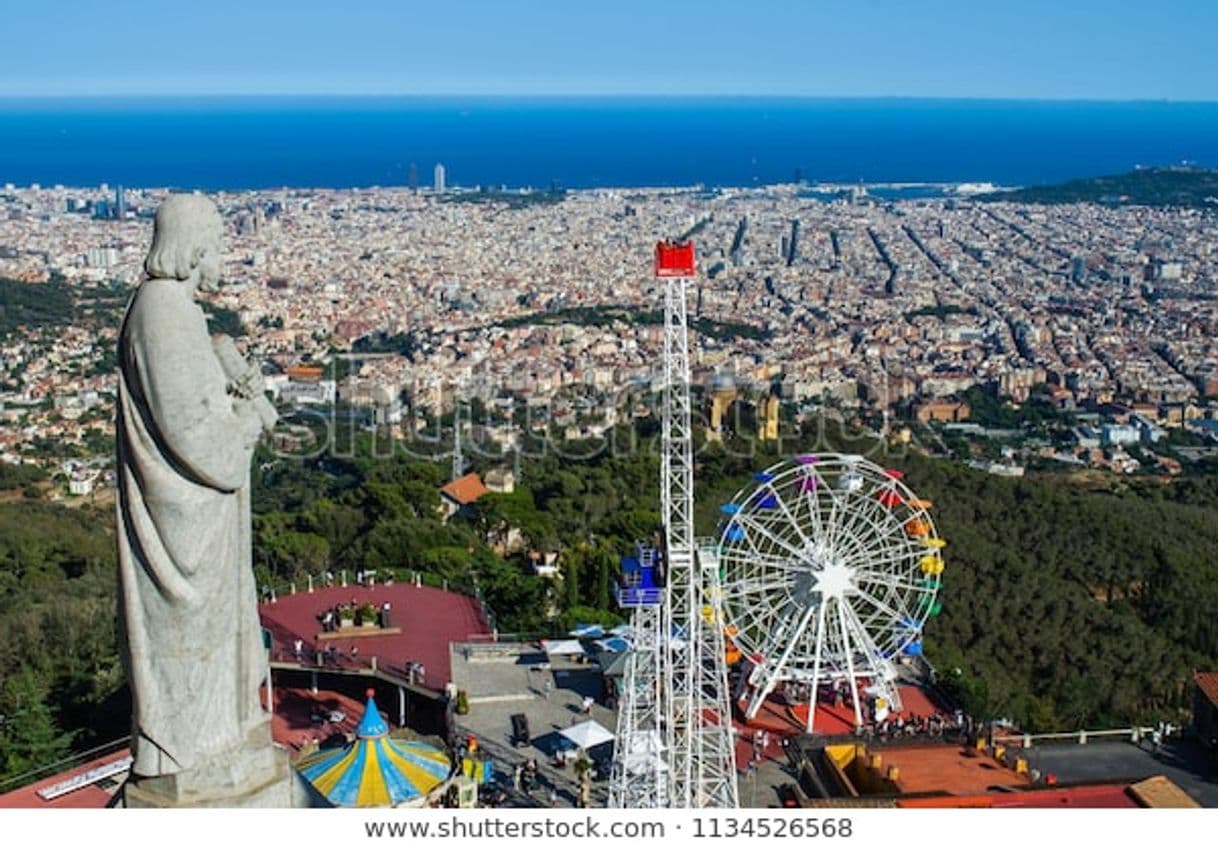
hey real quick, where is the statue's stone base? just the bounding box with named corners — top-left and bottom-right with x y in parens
top-left (118, 723), bottom-right (326, 808)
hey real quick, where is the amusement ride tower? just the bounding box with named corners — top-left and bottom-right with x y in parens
top-left (609, 242), bottom-right (738, 808)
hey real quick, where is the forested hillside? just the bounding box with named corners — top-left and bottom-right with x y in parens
top-left (3, 419), bottom-right (1217, 786)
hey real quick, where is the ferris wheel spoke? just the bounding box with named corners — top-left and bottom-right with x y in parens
top-left (732, 510), bottom-right (811, 564)
top-left (835, 508), bottom-right (921, 558)
top-left (722, 533), bottom-right (811, 576)
top-left (840, 598), bottom-right (896, 681)
top-left (855, 571), bottom-right (934, 595)
top-left (720, 578), bottom-right (796, 598)
top-left (751, 598), bottom-right (820, 671)
top-left (841, 542), bottom-right (924, 574)
top-left (767, 483), bottom-right (816, 551)
top-left (848, 584), bottom-right (916, 627)
top-left (800, 472), bottom-right (826, 525)
top-left (794, 473), bottom-right (831, 539)
top-left (836, 500), bottom-right (909, 556)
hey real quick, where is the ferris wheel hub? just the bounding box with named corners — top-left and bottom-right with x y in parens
top-left (814, 560), bottom-right (855, 600)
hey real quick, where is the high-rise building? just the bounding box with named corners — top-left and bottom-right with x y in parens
top-left (434, 163), bottom-right (446, 194)
top-left (408, 162), bottom-right (419, 192)
top-left (115, 185), bottom-right (126, 220)
top-left (1071, 255), bottom-right (1087, 284)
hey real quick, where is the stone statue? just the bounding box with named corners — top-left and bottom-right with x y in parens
top-left (116, 195), bottom-right (301, 806)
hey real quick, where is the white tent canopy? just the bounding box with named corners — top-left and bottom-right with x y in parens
top-left (560, 720), bottom-right (615, 750)
top-left (541, 638), bottom-right (585, 657)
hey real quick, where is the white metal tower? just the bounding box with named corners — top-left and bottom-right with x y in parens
top-left (656, 242), bottom-right (738, 808)
top-left (607, 549), bottom-right (668, 808)
top-left (608, 241), bottom-right (737, 809)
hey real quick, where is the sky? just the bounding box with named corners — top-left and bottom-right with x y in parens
top-left (0, 0), bottom-right (1214, 100)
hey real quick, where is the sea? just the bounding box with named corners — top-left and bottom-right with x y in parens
top-left (1, 96), bottom-right (1217, 192)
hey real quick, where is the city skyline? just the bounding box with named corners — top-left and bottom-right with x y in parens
top-left (1, 1), bottom-right (1216, 101)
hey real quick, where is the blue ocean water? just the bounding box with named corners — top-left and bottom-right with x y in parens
top-left (0, 96), bottom-right (1216, 191)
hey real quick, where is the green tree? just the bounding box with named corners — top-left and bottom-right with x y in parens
top-left (0, 668), bottom-right (75, 784)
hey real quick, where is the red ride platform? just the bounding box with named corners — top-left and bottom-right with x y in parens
top-left (654, 240), bottom-right (696, 277)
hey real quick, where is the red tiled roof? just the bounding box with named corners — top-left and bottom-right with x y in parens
top-left (1196, 671), bottom-right (1218, 708)
top-left (440, 473), bottom-right (489, 506)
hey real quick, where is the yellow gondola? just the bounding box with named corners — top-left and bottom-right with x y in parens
top-left (920, 555), bottom-right (944, 575)
top-left (923, 538), bottom-right (947, 549)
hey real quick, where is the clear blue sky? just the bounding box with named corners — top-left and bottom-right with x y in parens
top-left (1, 0), bottom-right (1214, 99)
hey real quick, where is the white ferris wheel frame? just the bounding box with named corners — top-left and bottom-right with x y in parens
top-left (716, 453), bottom-right (943, 733)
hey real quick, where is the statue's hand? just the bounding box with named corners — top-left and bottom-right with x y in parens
top-left (212, 334), bottom-right (267, 400)
top-left (235, 398), bottom-right (267, 447)
top-left (228, 367), bottom-right (266, 401)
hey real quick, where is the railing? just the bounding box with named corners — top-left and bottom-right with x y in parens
top-left (256, 566), bottom-right (499, 635)
top-left (0, 735), bottom-right (132, 796)
top-left (269, 645), bottom-right (443, 693)
top-left (993, 726), bottom-right (1164, 748)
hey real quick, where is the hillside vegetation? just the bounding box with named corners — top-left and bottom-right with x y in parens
top-left (3, 419), bottom-right (1217, 786)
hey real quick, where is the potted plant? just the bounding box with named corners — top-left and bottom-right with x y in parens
top-left (338, 604), bottom-right (355, 629)
top-left (357, 602), bottom-right (379, 626)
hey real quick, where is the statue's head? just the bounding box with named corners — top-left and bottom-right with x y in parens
top-left (144, 194), bottom-right (224, 293)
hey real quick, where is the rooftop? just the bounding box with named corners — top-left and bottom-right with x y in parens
top-left (0, 749), bottom-right (130, 809)
top-left (440, 472), bottom-right (490, 506)
top-left (259, 581), bottom-right (491, 688)
top-left (1196, 671), bottom-right (1218, 708)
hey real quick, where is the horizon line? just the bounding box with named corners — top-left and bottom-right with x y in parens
top-left (1, 92), bottom-right (1217, 105)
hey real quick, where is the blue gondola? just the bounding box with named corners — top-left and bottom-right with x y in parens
top-left (904, 641), bottom-right (923, 656)
top-left (617, 546), bottom-right (662, 607)
top-left (720, 503), bottom-right (741, 515)
top-left (753, 471), bottom-right (775, 483)
top-left (725, 523), bottom-right (745, 543)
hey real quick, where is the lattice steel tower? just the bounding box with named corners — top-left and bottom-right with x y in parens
top-left (607, 546), bottom-right (668, 808)
top-left (609, 242), bottom-right (737, 808)
top-left (656, 241), bottom-right (738, 808)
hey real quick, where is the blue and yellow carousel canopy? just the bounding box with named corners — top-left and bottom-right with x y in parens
top-left (297, 693), bottom-right (451, 807)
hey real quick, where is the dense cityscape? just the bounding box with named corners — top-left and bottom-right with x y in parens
top-left (3, 178), bottom-right (1217, 487)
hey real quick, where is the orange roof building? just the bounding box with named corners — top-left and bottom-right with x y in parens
top-left (440, 472), bottom-right (489, 508)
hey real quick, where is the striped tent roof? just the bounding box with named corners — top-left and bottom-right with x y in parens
top-left (297, 691), bottom-right (451, 807)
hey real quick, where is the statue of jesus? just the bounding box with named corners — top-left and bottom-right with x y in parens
top-left (116, 194), bottom-right (276, 785)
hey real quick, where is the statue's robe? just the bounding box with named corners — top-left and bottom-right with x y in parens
top-left (116, 279), bottom-right (265, 778)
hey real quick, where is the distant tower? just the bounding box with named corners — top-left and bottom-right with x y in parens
top-left (434, 163), bottom-right (446, 194)
top-left (1071, 255), bottom-right (1087, 285)
top-left (408, 162), bottom-right (419, 192)
top-left (451, 402), bottom-right (463, 480)
top-left (115, 185), bottom-right (127, 220)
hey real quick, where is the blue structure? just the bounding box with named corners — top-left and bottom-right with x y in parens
top-left (617, 545), bottom-right (663, 607)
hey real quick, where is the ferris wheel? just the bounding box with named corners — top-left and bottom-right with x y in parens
top-left (716, 453), bottom-right (946, 733)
